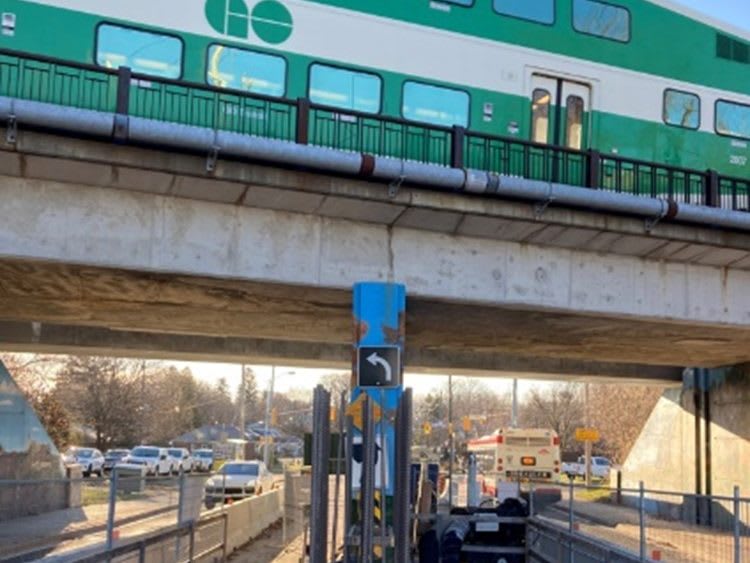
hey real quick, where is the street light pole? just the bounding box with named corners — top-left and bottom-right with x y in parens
top-left (238, 364), bottom-right (246, 461)
top-left (263, 366), bottom-right (276, 467)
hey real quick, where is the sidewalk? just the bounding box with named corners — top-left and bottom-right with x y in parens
top-left (0, 494), bottom-right (176, 559)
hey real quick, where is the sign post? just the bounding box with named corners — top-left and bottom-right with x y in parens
top-left (349, 282), bottom-right (406, 562)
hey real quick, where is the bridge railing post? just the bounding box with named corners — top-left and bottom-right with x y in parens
top-left (115, 66), bottom-right (131, 115)
top-left (450, 125), bottom-right (465, 169)
top-left (705, 169), bottom-right (720, 208)
top-left (586, 149), bottom-right (601, 189)
top-left (296, 98), bottom-right (310, 145)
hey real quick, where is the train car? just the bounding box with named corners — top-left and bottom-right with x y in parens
top-left (1, 0), bottom-right (748, 198)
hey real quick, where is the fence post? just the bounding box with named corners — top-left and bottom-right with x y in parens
top-left (586, 149), bottom-right (601, 188)
top-left (106, 469), bottom-right (118, 551)
top-left (734, 486), bottom-right (741, 563)
top-left (568, 479), bottom-right (574, 534)
top-left (639, 481), bottom-right (646, 563)
top-left (450, 125), bottom-right (466, 169)
top-left (529, 481), bottom-right (535, 517)
top-left (296, 98), bottom-right (310, 145)
top-left (705, 169), bottom-right (720, 208)
top-left (616, 471), bottom-right (622, 505)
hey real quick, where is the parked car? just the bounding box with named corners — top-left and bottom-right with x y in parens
top-left (204, 461), bottom-right (274, 509)
top-left (562, 456), bottom-right (611, 481)
top-left (120, 446), bottom-right (173, 476)
top-left (102, 449), bottom-right (130, 473)
top-left (167, 448), bottom-right (194, 474)
top-left (193, 449), bottom-right (214, 472)
top-left (63, 447), bottom-right (105, 477)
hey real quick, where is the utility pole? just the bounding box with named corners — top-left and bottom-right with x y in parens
top-left (448, 373), bottom-right (454, 509)
top-left (584, 383), bottom-right (592, 487)
top-left (263, 366), bottom-right (275, 467)
top-left (511, 378), bottom-right (518, 428)
top-left (238, 364), bottom-right (246, 460)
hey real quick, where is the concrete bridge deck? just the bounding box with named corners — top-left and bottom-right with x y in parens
top-left (1, 128), bottom-right (750, 381)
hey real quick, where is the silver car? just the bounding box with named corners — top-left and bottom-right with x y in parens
top-left (63, 447), bottom-right (105, 477)
top-left (204, 461), bottom-right (274, 508)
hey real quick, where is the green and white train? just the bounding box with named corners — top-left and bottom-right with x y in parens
top-left (1, 0), bottom-right (749, 197)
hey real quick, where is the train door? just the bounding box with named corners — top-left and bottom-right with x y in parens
top-left (529, 74), bottom-right (591, 150)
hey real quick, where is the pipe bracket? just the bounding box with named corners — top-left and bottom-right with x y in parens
top-left (5, 114), bottom-right (16, 144)
top-left (206, 145), bottom-right (220, 173)
top-left (388, 160), bottom-right (406, 198)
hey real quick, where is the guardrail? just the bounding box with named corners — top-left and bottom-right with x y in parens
top-left (0, 46), bottom-right (748, 213)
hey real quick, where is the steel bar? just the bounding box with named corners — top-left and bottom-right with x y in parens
top-left (344, 413), bottom-right (354, 563)
top-left (378, 388), bottom-right (387, 561)
top-left (310, 385), bottom-right (331, 563)
top-left (331, 391), bottom-right (346, 563)
top-left (394, 388), bottom-right (413, 563)
top-left (361, 394), bottom-right (376, 563)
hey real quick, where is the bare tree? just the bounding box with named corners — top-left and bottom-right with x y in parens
top-left (2, 354), bottom-right (72, 450)
top-left (519, 383), bottom-right (584, 454)
top-left (318, 372), bottom-right (352, 400)
top-left (589, 384), bottom-right (664, 464)
top-left (54, 356), bottom-right (141, 450)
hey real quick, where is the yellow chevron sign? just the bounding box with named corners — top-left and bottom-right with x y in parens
top-left (345, 393), bottom-right (383, 430)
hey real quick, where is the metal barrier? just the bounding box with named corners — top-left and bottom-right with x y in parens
top-left (526, 480), bottom-right (750, 563)
top-left (73, 512), bottom-right (227, 563)
top-left (0, 46), bottom-right (747, 214)
top-left (0, 469), bottom-right (278, 562)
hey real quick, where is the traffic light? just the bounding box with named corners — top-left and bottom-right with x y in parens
top-left (271, 407), bottom-right (278, 426)
top-left (462, 416), bottom-right (472, 432)
top-left (422, 422), bottom-right (432, 435)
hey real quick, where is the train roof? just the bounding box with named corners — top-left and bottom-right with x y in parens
top-left (647, 0), bottom-right (750, 42)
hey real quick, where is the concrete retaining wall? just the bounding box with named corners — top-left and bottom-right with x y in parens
top-left (223, 489), bottom-right (283, 554)
top-left (619, 367), bottom-right (750, 498)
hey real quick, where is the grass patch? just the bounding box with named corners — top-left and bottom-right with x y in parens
top-left (81, 486), bottom-right (149, 506)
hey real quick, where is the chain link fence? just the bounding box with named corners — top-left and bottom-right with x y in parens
top-left (528, 479), bottom-right (750, 563)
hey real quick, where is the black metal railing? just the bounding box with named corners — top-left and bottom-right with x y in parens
top-left (0, 46), bottom-right (748, 214)
top-left (308, 102), bottom-right (454, 165)
top-left (465, 130), bottom-right (589, 186)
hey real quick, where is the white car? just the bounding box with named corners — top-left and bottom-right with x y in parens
top-left (167, 447), bottom-right (194, 474)
top-left (63, 447), bottom-right (105, 477)
top-left (562, 456), bottom-right (611, 481)
top-left (204, 461), bottom-right (275, 508)
top-left (193, 449), bottom-right (214, 472)
top-left (120, 446), bottom-right (173, 476)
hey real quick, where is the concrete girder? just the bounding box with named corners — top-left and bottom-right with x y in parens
top-left (0, 321), bottom-right (683, 384)
top-left (0, 260), bottom-right (749, 370)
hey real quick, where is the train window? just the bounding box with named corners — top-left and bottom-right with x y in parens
top-left (716, 100), bottom-right (750, 140)
top-left (96, 24), bottom-right (183, 78)
top-left (206, 45), bottom-right (286, 97)
top-left (531, 88), bottom-right (550, 143)
top-left (566, 95), bottom-right (584, 149)
top-left (573, 0), bottom-right (630, 43)
top-left (308, 64), bottom-right (381, 113)
top-left (402, 81), bottom-right (470, 127)
top-left (663, 90), bottom-right (700, 130)
top-left (493, 0), bottom-right (554, 25)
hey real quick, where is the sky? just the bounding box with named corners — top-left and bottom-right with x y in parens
top-left (671, 0), bottom-right (750, 32)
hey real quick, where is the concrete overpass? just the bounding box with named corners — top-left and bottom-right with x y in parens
top-left (2, 126), bottom-right (750, 383)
